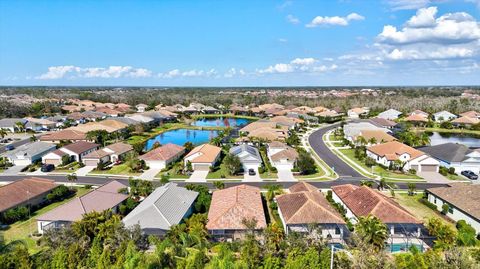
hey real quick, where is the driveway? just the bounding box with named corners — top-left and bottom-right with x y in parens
top-left (2, 165), bottom-right (27, 175)
top-left (308, 124), bottom-right (364, 178)
top-left (187, 170), bottom-right (208, 182)
top-left (417, 172), bottom-right (450, 184)
top-left (243, 167), bottom-right (261, 182)
top-left (75, 166), bottom-right (96, 176)
top-left (277, 168), bottom-right (297, 182)
top-left (139, 168), bottom-right (162, 181)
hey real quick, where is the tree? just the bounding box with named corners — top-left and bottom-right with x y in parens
top-left (266, 184), bottom-right (282, 201)
top-left (223, 153), bottom-right (242, 176)
top-left (184, 142), bottom-right (194, 152)
top-left (354, 215), bottom-right (388, 251)
top-left (67, 173), bottom-right (77, 188)
top-left (296, 151), bottom-right (316, 175)
top-left (86, 130), bottom-right (109, 146)
top-left (29, 135), bottom-right (37, 142)
top-left (378, 178), bottom-right (387, 190)
top-left (186, 160), bottom-right (193, 173)
top-left (426, 217), bottom-right (457, 249)
top-left (286, 131), bottom-right (300, 146)
top-left (160, 173), bottom-right (170, 184)
top-left (407, 183), bottom-right (416, 196)
top-left (213, 181), bottom-right (224, 189)
top-left (15, 121), bottom-right (25, 133)
top-left (61, 154), bottom-right (71, 166)
top-left (0, 128), bottom-right (7, 139)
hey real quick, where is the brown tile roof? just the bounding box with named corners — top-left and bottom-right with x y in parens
top-left (0, 177), bottom-right (57, 212)
top-left (62, 141), bottom-right (99, 154)
top-left (405, 114), bottom-right (428, 122)
top-left (268, 141), bottom-right (288, 148)
top-left (427, 183), bottom-right (480, 221)
top-left (411, 110), bottom-right (429, 117)
top-left (369, 117), bottom-right (397, 127)
top-left (51, 149), bottom-right (68, 157)
top-left (83, 149), bottom-right (110, 159)
top-left (270, 115), bottom-right (303, 125)
top-left (206, 185), bottom-right (267, 230)
top-left (270, 147), bottom-right (298, 162)
top-left (349, 107), bottom-right (367, 114)
top-left (358, 130), bottom-right (397, 143)
top-left (452, 116), bottom-right (480, 125)
top-left (105, 142), bottom-right (133, 155)
top-left (288, 182), bottom-right (318, 193)
top-left (37, 181), bottom-right (128, 222)
top-left (367, 141), bottom-right (424, 161)
top-left (332, 184), bottom-right (421, 224)
top-left (460, 111), bottom-right (480, 118)
top-left (139, 143), bottom-right (185, 161)
top-left (40, 129), bottom-right (87, 142)
top-left (277, 190), bottom-right (345, 225)
top-left (184, 143), bottom-right (221, 163)
top-left (240, 121), bottom-right (277, 132)
top-left (94, 107), bottom-right (122, 115)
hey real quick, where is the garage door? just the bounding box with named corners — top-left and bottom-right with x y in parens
top-left (84, 159), bottom-right (99, 166)
top-left (421, 165), bottom-right (437, 172)
top-left (147, 161), bottom-right (165, 169)
top-left (194, 164), bottom-right (210, 171)
top-left (44, 159), bottom-right (61, 166)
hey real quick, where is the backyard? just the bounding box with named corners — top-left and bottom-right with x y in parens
top-left (1, 187), bottom-right (92, 253)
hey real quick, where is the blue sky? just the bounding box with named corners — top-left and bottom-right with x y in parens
top-left (1, 0), bottom-right (480, 86)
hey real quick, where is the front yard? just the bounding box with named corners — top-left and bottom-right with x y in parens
top-left (206, 160), bottom-right (243, 179)
top-left (1, 187), bottom-right (92, 253)
top-left (89, 163), bottom-right (141, 177)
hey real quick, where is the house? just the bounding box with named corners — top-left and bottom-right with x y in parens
top-left (136, 104), bottom-right (148, 113)
top-left (369, 117), bottom-right (397, 129)
top-left (184, 144), bottom-right (221, 170)
top-left (122, 183), bottom-right (198, 235)
top-left (102, 142), bottom-right (134, 163)
top-left (25, 117), bottom-right (57, 131)
top-left (378, 109), bottom-right (402, 120)
top-left (366, 141), bottom-right (439, 173)
top-left (229, 144), bottom-right (262, 171)
top-left (45, 115), bottom-right (67, 128)
top-left (347, 107), bottom-right (369, 119)
top-left (69, 119), bottom-right (128, 133)
top-left (39, 129), bottom-right (87, 143)
top-left (410, 110), bottom-right (429, 118)
top-left (426, 183), bottom-right (480, 233)
top-left (126, 114), bottom-right (155, 124)
top-left (2, 141), bottom-right (56, 166)
top-left (276, 182), bottom-right (347, 240)
top-left (0, 118), bottom-right (28, 132)
top-left (404, 114), bottom-right (429, 125)
top-left (460, 111), bottom-right (480, 119)
top-left (343, 122), bottom-right (391, 143)
top-left (94, 107), bottom-right (122, 117)
top-left (41, 150), bottom-right (69, 166)
top-left (240, 120), bottom-right (289, 142)
top-left (36, 181), bottom-right (128, 234)
top-left (451, 116), bottom-right (480, 127)
top-left (267, 141), bottom-right (298, 170)
top-left (139, 143), bottom-right (185, 169)
top-left (420, 143), bottom-right (480, 174)
top-left (332, 184), bottom-right (424, 247)
top-left (207, 185), bottom-right (267, 240)
top-left (0, 177), bottom-right (57, 216)
top-left (270, 116), bottom-right (303, 129)
top-left (66, 112), bottom-right (86, 124)
top-left (433, 111), bottom-right (457, 122)
top-left (354, 130), bottom-right (397, 146)
top-left (53, 141), bottom-right (99, 164)
top-left (82, 149), bottom-right (111, 166)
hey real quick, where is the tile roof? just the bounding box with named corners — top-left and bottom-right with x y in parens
top-left (83, 149), bottom-right (110, 159)
top-left (369, 117), bottom-right (397, 127)
top-left (184, 143), bottom-right (221, 163)
top-left (332, 184), bottom-right (421, 224)
top-left (427, 183), bottom-right (480, 221)
top-left (270, 147), bottom-right (298, 162)
top-left (104, 142), bottom-right (133, 155)
top-left (37, 181), bottom-right (128, 222)
top-left (140, 143), bottom-right (185, 161)
top-left (419, 143), bottom-right (472, 163)
top-left (367, 141), bottom-right (425, 161)
top-left (358, 130), bottom-right (397, 143)
top-left (277, 186), bottom-right (345, 225)
top-left (452, 116), bottom-right (480, 125)
top-left (62, 141), bottom-right (99, 154)
top-left (405, 114), bottom-right (428, 122)
top-left (122, 183), bottom-right (198, 231)
top-left (460, 111), bottom-right (480, 118)
top-left (0, 177), bottom-right (57, 212)
top-left (39, 129), bottom-right (87, 141)
top-left (288, 182), bottom-right (318, 193)
top-left (206, 185), bottom-right (267, 230)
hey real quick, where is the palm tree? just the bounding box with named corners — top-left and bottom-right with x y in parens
top-left (0, 129), bottom-right (7, 139)
top-left (368, 137), bottom-right (377, 145)
top-left (378, 178), bottom-right (387, 190)
top-left (210, 136), bottom-right (222, 146)
top-left (355, 215), bottom-right (388, 251)
top-left (407, 182), bottom-right (416, 196)
top-left (265, 184), bottom-right (283, 201)
top-left (419, 132), bottom-right (431, 146)
top-left (357, 136), bottom-right (367, 147)
top-left (15, 121), bottom-right (25, 133)
top-left (67, 173), bottom-right (78, 188)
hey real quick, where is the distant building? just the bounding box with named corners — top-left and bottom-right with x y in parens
top-left (377, 109), bottom-right (402, 120)
top-left (433, 111), bottom-right (457, 122)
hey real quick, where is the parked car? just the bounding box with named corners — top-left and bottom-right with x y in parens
top-left (41, 164), bottom-right (55, 172)
top-left (461, 170), bottom-right (478, 180)
top-left (248, 168), bottom-right (256, 176)
top-left (5, 145), bottom-right (14, 151)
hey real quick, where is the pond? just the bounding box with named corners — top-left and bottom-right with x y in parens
top-left (144, 129), bottom-right (219, 150)
top-left (428, 132), bottom-right (480, 147)
top-left (191, 117), bottom-right (252, 128)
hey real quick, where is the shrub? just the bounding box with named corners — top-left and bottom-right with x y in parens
top-left (420, 198), bottom-right (438, 211)
top-left (364, 157), bottom-right (376, 167)
top-left (439, 166), bottom-right (449, 176)
top-left (448, 167), bottom-right (456, 175)
top-left (441, 204), bottom-right (449, 215)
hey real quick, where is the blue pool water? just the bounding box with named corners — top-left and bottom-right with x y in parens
top-left (144, 129), bottom-right (219, 150)
top-left (389, 243), bottom-right (424, 253)
top-left (191, 117), bottom-right (252, 128)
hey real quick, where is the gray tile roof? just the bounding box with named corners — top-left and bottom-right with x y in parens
top-left (419, 143), bottom-right (472, 163)
top-left (0, 118), bottom-right (27, 128)
top-left (3, 141), bottom-right (56, 159)
top-left (229, 144), bottom-right (262, 163)
top-left (122, 183), bottom-right (198, 233)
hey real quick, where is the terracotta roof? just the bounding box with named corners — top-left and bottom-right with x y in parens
top-left (83, 149), bottom-right (110, 159)
top-left (104, 142), bottom-right (133, 155)
top-left (357, 130), bottom-right (396, 143)
top-left (139, 143), bottom-right (185, 161)
top-left (240, 121), bottom-right (277, 132)
top-left (0, 177), bottom-right (57, 212)
top-left (332, 184), bottom-right (421, 224)
top-left (206, 185), bottom-right (267, 230)
top-left (37, 181), bottom-right (128, 222)
top-left (288, 182), bottom-right (318, 193)
top-left (427, 183), bottom-right (480, 221)
top-left (94, 107), bottom-right (122, 115)
top-left (248, 128), bottom-right (287, 141)
top-left (40, 129), bottom-right (87, 141)
top-left (349, 107), bottom-right (367, 114)
top-left (404, 114), bottom-right (428, 122)
top-left (411, 110), bottom-right (429, 117)
top-left (460, 111), bottom-right (480, 118)
top-left (367, 141), bottom-right (424, 161)
top-left (277, 189), bottom-right (345, 225)
top-left (268, 141), bottom-right (288, 148)
top-left (62, 141), bottom-right (99, 154)
top-left (184, 143), bottom-right (221, 163)
top-left (369, 117), bottom-right (397, 127)
top-left (452, 116), bottom-right (480, 125)
top-left (51, 149), bottom-right (68, 157)
top-left (270, 147), bottom-right (298, 162)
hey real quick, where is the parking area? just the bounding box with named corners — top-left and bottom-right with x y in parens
top-left (243, 167), bottom-right (261, 182)
top-left (417, 172), bottom-right (450, 184)
top-left (187, 170), bottom-right (208, 182)
top-left (277, 167), bottom-right (296, 182)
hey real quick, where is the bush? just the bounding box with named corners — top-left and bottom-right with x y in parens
top-left (364, 157), bottom-right (376, 167)
top-left (439, 166), bottom-right (449, 176)
top-left (448, 167), bottom-right (456, 175)
top-left (408, 168), bottom-right (417, 174)
top-left (442, 204), bottom-right (450, 215)
top-left (420, 198), bottom-right (438, 211)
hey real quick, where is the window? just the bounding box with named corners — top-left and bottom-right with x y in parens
top-left (448, 205), bottom-right (454, 214)
top-left (335, 227), bottom-right (341, 234)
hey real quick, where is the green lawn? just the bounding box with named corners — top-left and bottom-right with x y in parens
top-left (339, 148), bottom-right (421, 180)
top-left (260, 170), bottom-right (278, 179)
top-left (206, 161), bottom-right (243, 179)
top-left (157, 164), bottom-right (189, 179)
top-left (54, 162), bottom-right (81, 173)
top-left (393, 193), bottom-right (456, 229)
top-left (1, 187), bottom-right (91, 253)
top-left (421, 127), bottom-right (480, 135)
top-left (294, 165), bottom-right (327, 179)
top-left (89, 163), bottom-right (141, 176)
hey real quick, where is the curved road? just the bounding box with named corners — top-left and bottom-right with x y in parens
top-left (308, 123), bottom-right (364, 179)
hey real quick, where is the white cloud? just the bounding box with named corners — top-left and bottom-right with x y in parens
top-left (35, 66), bottom-right (81, 80)
top-left (36, 65), bottom-right (153, 80)
top-left (290, 57), bottom-right (317, 65)
top-left (256, 58), bottom-right (338, 74)
top-left (386, 46), bottom-right (475, 60)
top-left (286, 14), bottom-right (300, 24)
top-left (406, 6), bottom-right (437, 28)
top-left (224, 68), bottom-right (246, 78)
top-left (158, 68), bottom-right (217, 78)
top-left (386, 0), bottom-right (432, 11)
top-left (306, 12), bottom-right (364, 27)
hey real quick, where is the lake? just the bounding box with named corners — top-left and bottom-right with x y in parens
top-left (428, 132), bottom-right (480, 147)
top-left (191, 117), bottom-right (252, 128)
top-left (144, 129), bottom-right (219, 150)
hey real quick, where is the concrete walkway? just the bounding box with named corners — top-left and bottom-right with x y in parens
top-left (139, 168), bottom-right (162, 181)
